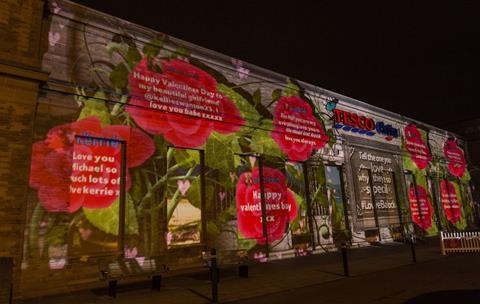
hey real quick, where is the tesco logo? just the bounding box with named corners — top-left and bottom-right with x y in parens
top-left (333, 109), bottom-right (399, 141)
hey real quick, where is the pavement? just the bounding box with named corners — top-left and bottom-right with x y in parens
top-left (19, 238), bottom-right (480, 304)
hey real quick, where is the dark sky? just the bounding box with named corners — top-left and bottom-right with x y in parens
top-left (70, 0), bottom-right (479, 130)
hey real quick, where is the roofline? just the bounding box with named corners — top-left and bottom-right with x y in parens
top-left (58, 0), bottom-right (463, 140)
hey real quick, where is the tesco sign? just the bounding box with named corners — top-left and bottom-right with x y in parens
top-left (333, 109), bottom-right (399, 141)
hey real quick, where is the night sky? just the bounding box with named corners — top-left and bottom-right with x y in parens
top-left (70, 0), bottom-right (479, 130)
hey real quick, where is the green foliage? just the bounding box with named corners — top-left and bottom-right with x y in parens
top-left (237, 237), bottom-right (257, 250)
top-left (109, 63), bottom-right (129, 90)
top-left (460, 169), bottom-right (471, 183)
top-left (252, 89), bottom-right (262, 106)
top-left (205, 132), bottom-right (240, 171)
top-left (173, 149), bottom-right (199, 168)
top-left (415, 173), bottom-right (427, 190)
top-left (285, 163), bottom-right (303, 186)
top-left (402, 127), bottom-right (431, 175)
top-left (217, 84), bottom-right (261, 122)
top-left (250, 120), bottom-right (284, 158)
top-left (142, 39), bottom-right (163, 58)
top-left (169, 45), bottom-right (190, 59)
top-left (106, 42), bottom-right (127, 58)
top-left (403, 155), bottom-right (420, 176)
top-left (185, 176), bottom-right (214, 210)
top-left (271, 88), bottom-right (282, 102)
top-left (291, 189), bottom-right (305, 213)
top-left (176, 46), bottom-right (191, 58)
top-left (126, 43), bottom-right (142, 69)
top-left (425, 217), bottom-right (439, 236)
top-left (311, 164), bottom-right (328, 208)
top-left (204, 220), bottom-right (220, 237)
top-left (326, 129), bottom-right (336, 148)
top-left (154, 135), bottom-right (168, 158)
top-left (129, 170), bottom-right (146, 204)
top-left (78, 90), bottom-right (111, 126)
top-left (217, 205), bottom-right (236, 224)
top-left (45, 225), bottom-right (68, 246)
top-left (282, 79), bottom-right (300, 97)
top-left (83, 196), bottom-right (139, 236)
top-left (452, 182), bottom-right (468, 230)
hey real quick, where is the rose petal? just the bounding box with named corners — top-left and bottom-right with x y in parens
top-left (162, 59), bottom-right (217, 91)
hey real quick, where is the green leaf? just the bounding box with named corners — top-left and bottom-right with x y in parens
top-left (106, 42), bottom-right (127, 58)
top-left (285, 163), bottom-right (304, 188)
top-left (217, 83), bottom-right (261, 122)
top-left (461, 169), bottom-right (471, 182)
top-left (185, 176), bottom-right (214, 209)
top-left (415, 173), bottom-right (427, 189)
top-left (311, 164), bottom-right (328, 208)
top-left (78, 90), bottom-right (111, 126)
top-left (126, 44), bottom-right (142, 69)
top-left (130, 169), bottom-right (146, 204)
top-left (451, 182), bottom-right (468, 230)
top-left (110, 63), bottom-right (129, 90)
top-left (291, 189), bottom-right (305, 211)
top-left (402, 136), bottom-right (421, 176)
top-left (205, 220), bottom-right (220, 237)
top-left (167, 188), bottom-right (182, 220)
top-left (205, 132), bottom-right (236, 171)
top-left (234, 155), bottom-right (243, 168)
top-left (250, 122), bottom-right (284, 158)
top-left (173, 149), bottom-right (199, 168)
top-left (45, 225), bottom-right (68, 246)
top-left (154, 135), bottom-right (168, 158)
top-left (425, 218), bottom-right (438, 236)
top-left (326, 129), bottom-right (336, 148)
top-left (237, 238), bottom-right (257, 250)
top-left (217, 205), bottom-right (236, 224)
top-left (176, 46), bottom-right (190, 58)
top-left (283, 79), bottom-right (300, 97)
top-left (142, 39), bottom-right (163, 58)
top-left (271, 88), bottom-right (282, 102)
top-left (186, 177), bottom-right (201, 209)
top-left (252, 89), bottom-right (262, 105)
top-left (83, 195), bottom-right (139, 236)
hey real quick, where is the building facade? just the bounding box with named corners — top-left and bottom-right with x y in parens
top-left (0, 0), bottom-right (478, 299)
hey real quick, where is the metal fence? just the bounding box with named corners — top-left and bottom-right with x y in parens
top-left (440, 231), bottom-right (480, 254)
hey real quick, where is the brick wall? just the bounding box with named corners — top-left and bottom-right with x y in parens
top-left (0, 0), bottom-right (49, 300)
top-left (0, 0), bottom-right (48, 68)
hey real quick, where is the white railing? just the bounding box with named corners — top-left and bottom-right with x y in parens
top-left (440, 231), bottom-right (480, 255)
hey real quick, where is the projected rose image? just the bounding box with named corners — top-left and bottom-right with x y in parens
top-left (236, 166), bottom-right (298, 244)
top-left (444, 139), bottom-right (466, 178)
top-left (127, 58), bottom-right (244, 148)
top-left (272, 96), bottom-right (329, 161)
top-left (404, 124), bottom-right (432, 170)
top-left (440, 180), bottom-right (461, 224)
top-left (29, 117), bottom-right (154, 212)
top-left (408, 185), bottom-right (433, 230)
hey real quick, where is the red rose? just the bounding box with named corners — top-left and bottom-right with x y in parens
top-left (408, 185), bottom-right (433, 230)
top-left (162, 59), bottom-right (217, 91)
top-left (29, 117), bottom-right (154, 213)
top-left (272, 96), bottom-right (328, 161)
top-left (404, 124), bottom-right (432, 170)
top-left (127, 58), bottom-right (244, 148)
top-left (440, 180), bottom-right (461, 224)
top-left (236, 166), bottom-right (298, 244)
top-left (444, 139), bottom-right (466, 178)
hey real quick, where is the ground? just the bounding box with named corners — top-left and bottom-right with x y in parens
top-left (20, 239), bottom-right (480, 304)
